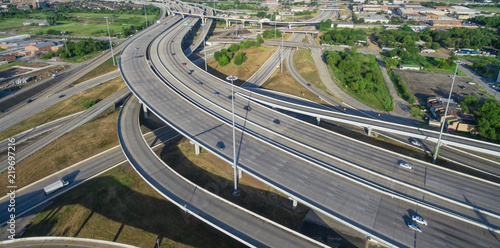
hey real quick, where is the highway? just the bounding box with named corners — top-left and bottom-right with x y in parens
top-left (0, 86), bottom-right (130, 172)
top-left (118, 95), bottom-right (325, 248)
top-left (0, 237), bottom-right (139, 248)
top-left (0, 70), bottom-right (121, 134)
top-left (119, 8), bottom-right (500, 246)
top-left (0, 125), bottom-right (180, 225)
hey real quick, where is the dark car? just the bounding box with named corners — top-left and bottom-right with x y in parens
top-left (273, 119), bottom-right (280, 124)
top-left (26, 99), bottom-right (33, 103)
top-left (59, 94), bottom-right (66, 98)
top-left (307, 83), bottom-right (311, 87)
top-left (214, 91), bottom-right (220, 96)
top-left (216, 141), bottom-right (225, 150)
top-left (458, 85), bottom-right (465, 89)
top-left (244, 105), bottom-right (252, 111)
top-left (198, 82), bottom-right (203, 85)
top-left (228, 95), bottom-right (234, 100)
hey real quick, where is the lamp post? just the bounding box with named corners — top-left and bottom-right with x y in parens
top-left (201, 23), bottom-right (207, 71)
top-left (144, 4), bottom-right (148, 27)
top-left (432, 60), bottom-right (462, 163)
top-left (235, 5), bottom-right (238, 37)
top-left (226, 75), bottom-right (239, 197)
top-left (60, 31), bottom-right (68, 53)
top-left (104, 17), bottom-right (115, 66)
top-left (281, 32), bottom-right (283, 73)
top-left (274, 12), bottom-right (277, 39)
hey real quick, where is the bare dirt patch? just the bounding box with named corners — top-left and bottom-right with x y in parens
top-left (0, 68), bottom-right (29, 78)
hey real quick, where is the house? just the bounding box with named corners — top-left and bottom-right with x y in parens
top-left (362, 16), bottom-right (389, 23)
top-left (23, 19), bottom-right (49, 26)
top-left (0, 55), bottom-right (15, 62)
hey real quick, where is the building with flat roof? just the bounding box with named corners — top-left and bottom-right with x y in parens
top-left (23, 19), bottom-right (49, 26)
top-left (362, 16), bottom-right (389, 23)
top-left (331, 22), bottom-right (354, 28)
top-left (429, 19), bottom-right (462, 27)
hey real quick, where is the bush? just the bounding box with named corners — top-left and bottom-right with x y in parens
top-left (219, 55), bottom-right (230, 66)
top-left (40, 52), bottom-right (55, 60)
top-left (234, 52), bottom-right (247, 66)
top-left (83, 100), bottom-right (96, 109)
top-left (410, 107), bottom-right (425, 118)
top-left (262, 29), bottom-right (281, 39)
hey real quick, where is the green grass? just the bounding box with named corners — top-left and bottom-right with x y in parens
top-left (62, 50), bottom-right (103, 63)
top-left (424, 67), bottom-right (466, 75)
top-left (19, 21), bottom-right (128, 37)
top-left (0, 18), bottom-right (26, 29)
top-left (0, 61), bottom-right (23, 71)
top-left (460, 55), bottom-right (500, 66)
top-left (74, 57), bottom-right (118, 84)
top-left (294, 49), bottom-right (335, 98)
top-left (471, 6), bottom-right (500, 13)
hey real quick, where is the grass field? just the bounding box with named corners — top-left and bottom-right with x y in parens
top-left (294, 49), bottom-right (333, 97)
top-left (0, 109), bottom-right (120, 196)
top-left (0, 77), bottom-right (125, 141)
top-left (471, 6), bottom-right (500, 13)
top-left (205, 46), bottom-right (277, 86)
top-left (25, 163), bottom-right (245, 248)
top-left (74, 57), bottom-right (118, 84)
top-left (0, 61), bottom-right (23, 71)
top-left (20, 21), bottom-right (128, 37)
top-left (262, 62), bottom-right (322, 104)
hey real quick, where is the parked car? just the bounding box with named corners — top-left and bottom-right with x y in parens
top-left (458, 85), bottom-right (465, 89)
top-left (399, 161), bottom-right (411, 169)
top-left (467, 81), bottom-right (476, 85)
top-left (412, 214), bottom-right (427, 226)
top-left (407, 222), bottom-right (422, 233)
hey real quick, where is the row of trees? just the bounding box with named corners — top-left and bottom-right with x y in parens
top-left (389, 71), bottom-right (416, 104)
top-left (383, 48), bottom-right (459, 70)
top-left (320, 28), bottom-right (366, 46)
top-left (55, 38), bottom-right (109, 59)
top-left (375, 27), bottom-right (499, 50)
top-left (459, 94), bottom-right (500, 141)
top-left (262, 29), bottom-right (282, 39)
top-left (470, 16), bottom-right (500, 29)
top-left (214, 39), bottom-right (261, 66)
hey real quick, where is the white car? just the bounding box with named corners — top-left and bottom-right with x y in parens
top-left (412, 215), bottom-right (428, 226)
top-left (467, 81), bottom-right (476, 85)
top-left (411, 139), bottom-right (421, 147)
top-left (399, 161), bottom-right (411, 169)
top-left (407, 222), bottom-right (422, 233)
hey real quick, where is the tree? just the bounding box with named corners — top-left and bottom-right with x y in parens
top-left (228, 44), bottom-right (240, 53)
top-left (234, 52), bottom-right (247, 65)
top-left (214, 51), bottom-right (221, 61)
top-left (476, 100), bottom-right (500, 140)
top-left (219, 55), bottom-right (230, 66)
top-left (431, 42), bottom-right (440, 50)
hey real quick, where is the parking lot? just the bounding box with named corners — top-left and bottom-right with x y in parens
top-left (396, 70), bottom-right (485, 104)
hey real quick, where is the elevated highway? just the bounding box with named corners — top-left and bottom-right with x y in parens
top-left (119, 6), bottom-right (500, 247)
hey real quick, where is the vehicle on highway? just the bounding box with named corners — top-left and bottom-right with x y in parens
top-left (307, 83), bottom-right (311, 87)
top-left (398, 161), bottom-right (411, 169)
top-left (273, 119), bottom-right (281, 124)
top-left (43, 179), bottom-right (69, 195)
top-left (52, 73), bottom-right (59, 78)
top-left (59, 94), bottom-right (65, 98)
top-left (412, 214), bottom-right (427, 226)
top-left (228, 95), bottom-right (234, 99)
top-left (407, 222), bottom-right (422, 232)
top-left (244, 105), bottom-right (252, 111)
top-left (410, 139), bottom-right (421, 147)
top-left (182, 63), bottom-right (186, 66)
top-left (214, 91), bottom-right (220, 96)
top-left (198, 82), bottom-right (203, 85)
top-left (26, 99), bottom-right (33, 103)
top-left (172, 53), bottom-right (176, 55)
top-left (216, 141), bottom-right (225, 150)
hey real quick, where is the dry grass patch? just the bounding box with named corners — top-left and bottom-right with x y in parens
top-left (26, 164), bottom-right (244, 248)
top-left (73, 58), bottom-right (118, 85)
top-left (0, 110), bottom-right (120, 196)
top-left (262, 64), bottom-right (322, 104)
top-left (294, 49), bottom-right (331, 95)
top-left (0, 77), bottom-right (125, 140)
top-left (157, 138), bottom-right (310, 230)
top-left (205, 46), bottom-right (277, 85)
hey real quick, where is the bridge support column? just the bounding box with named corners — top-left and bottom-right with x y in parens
top-left (226, 19), bottom-right (229, 28)
top-left (238, 168), bottom-right (242, 179)
top-left (241, 21), bottom-right (245, 27)
top-left (289, 23), bottom-right (292, 29)
top-left (141, 102), bottom-right (148, 119)
top-left (260, 23), bottom-right (262, 30)
top-left (366, 126), bottom-right (372, 136)
top-left (316, 117), bottom-right (321, 125)
top-left (181, 14), bottom-right (184, 18)
top-left (190, 140), bottom-right (201, 155)
top-left (289, 197), bottom-right (298, 210)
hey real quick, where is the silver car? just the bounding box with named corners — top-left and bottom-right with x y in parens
top-left (399, 161), bottom-right (411, 169)
top-left (407, 222), bottom-right (422, 233)
top-left (412, 215), bottom-right (427, 226)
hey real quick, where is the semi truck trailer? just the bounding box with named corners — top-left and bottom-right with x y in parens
top-left (43, 179), bottom-right (69, 195)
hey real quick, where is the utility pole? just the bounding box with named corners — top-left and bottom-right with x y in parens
top-left (281, 32), bottom-right (283, 73)
top-left (433, 60), bottom-right (462, 163)
top-left (104, 17), bottom-right (115, 66)
top-left (201, 23), bottom-right (207, 71)
top-left (60, 31), bottom-right (68, 53)
top-left (144, 4), bottom-right (148, 27)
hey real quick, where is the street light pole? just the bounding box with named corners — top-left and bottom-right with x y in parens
top-left (281, 32), bottom-right (283, 73)
top-left (60, 31), bottom-right (68, 53)
top-left (104, 17), bottom-right (115, 66)
top-left (432, 60), bottom-right (461, 163)
top-left (274, 12), bottom-right (277, 39)
top-left (201, 23), bottom-right (207, 71)
top-left (144, 4), bottom-right (148, 27)
top-left (226, 75), bottom-right (239, 197)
